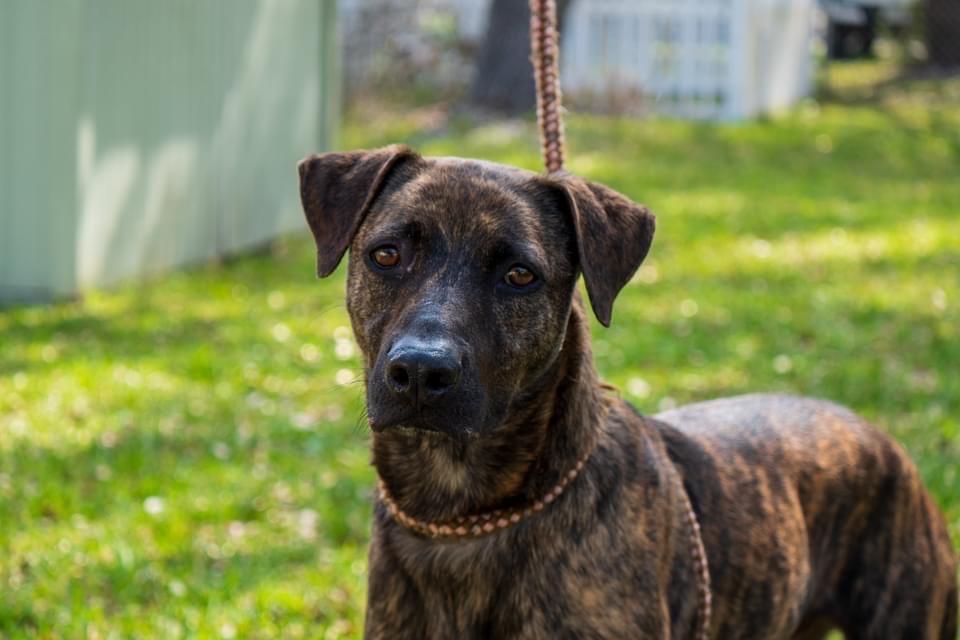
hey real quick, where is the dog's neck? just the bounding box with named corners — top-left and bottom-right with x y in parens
top-left (371, 297), bottom-right (606, 523)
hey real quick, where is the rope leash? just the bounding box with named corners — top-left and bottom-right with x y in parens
top-left (529, 0), bottom-right (566, 174)
top-left (679, 482), bottom-right (713, 640)
top-left (528, 4), bottom-right (711, 637)
top-left (378, 451), bottom-right (592, 539)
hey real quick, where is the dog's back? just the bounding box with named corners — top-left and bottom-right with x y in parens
top-left (657, 393), bottom-right (959, 639)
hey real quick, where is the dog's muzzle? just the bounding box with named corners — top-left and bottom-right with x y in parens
top-left (384, 336), bottom-right (463, 411)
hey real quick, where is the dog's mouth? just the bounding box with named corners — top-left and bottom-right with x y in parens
top-left (371, 419), bottom-right (443, 436)
top-left (368, 413), bottom-right (483, 444)
top-left (390, 425), bottom-right (467, 442)
top-left (368, 412), bottom-right (448, 435)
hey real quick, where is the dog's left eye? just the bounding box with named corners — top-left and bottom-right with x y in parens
top-left (504, 265), bottom-right (536, 288)
top-left (371, 245), bottom-right (401, 269)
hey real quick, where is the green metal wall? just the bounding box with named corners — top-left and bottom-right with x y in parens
top-left (0, 0), bottom-right (339, 303)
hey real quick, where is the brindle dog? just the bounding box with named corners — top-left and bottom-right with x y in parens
top-left (298, 145), bottom-right (958, 639)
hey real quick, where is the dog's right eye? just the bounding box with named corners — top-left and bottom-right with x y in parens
top-left (371, 245), bottom-right (401, 269)
top-left (504, 265), bottom-right (537, 289)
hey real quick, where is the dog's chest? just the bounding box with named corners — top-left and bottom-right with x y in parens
top-left (386, 512), bottom-right (678, 639)
top-left (394, 532), bottom-right (507, 633)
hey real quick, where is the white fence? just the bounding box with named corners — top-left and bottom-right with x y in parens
top-left (562, 0), bottom-right (816, 120)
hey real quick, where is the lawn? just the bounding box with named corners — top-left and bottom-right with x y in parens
top-left (2, 63), bottom-right (959, 638)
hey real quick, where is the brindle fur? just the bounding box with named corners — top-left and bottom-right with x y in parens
top-left (298, 145), bottom-right (958, 639)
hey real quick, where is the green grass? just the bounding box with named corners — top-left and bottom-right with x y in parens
top-left (2, 64), bottom-right (959, 637)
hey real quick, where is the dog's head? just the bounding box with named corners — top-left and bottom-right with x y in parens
top-left (298, 145), bottom-right (654, 439)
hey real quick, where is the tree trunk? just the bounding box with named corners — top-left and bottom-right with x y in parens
top-left (926, 0), bottom-right (960, 67)
top-left (470, 0), bottom-right (571, 114)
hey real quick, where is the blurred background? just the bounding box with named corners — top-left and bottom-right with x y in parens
top-left (1, 1), bottom-right (958, 638)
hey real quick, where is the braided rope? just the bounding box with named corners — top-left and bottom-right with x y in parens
top-left (378, 454), bottom-right (589, 539)
top-left (679, 485), bottom-right (712, 640)
top-left (529, 0), bottom-right (565, 174)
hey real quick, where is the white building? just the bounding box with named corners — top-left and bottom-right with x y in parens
top-left (560, 0), bottom-right (816, 120)
top-left (353, 0), bottom-right (818, 120)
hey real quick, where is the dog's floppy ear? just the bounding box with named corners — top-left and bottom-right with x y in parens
top-left (554, 174), bottom-right (656, 327)
top-left (298, 145), bottom-right (417, 277)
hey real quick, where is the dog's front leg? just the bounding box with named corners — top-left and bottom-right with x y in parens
top-left (364, 526), bottom-right (427, 640)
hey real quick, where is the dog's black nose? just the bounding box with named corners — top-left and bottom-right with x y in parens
top-left (385, 337), bottom-right (462, 408)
